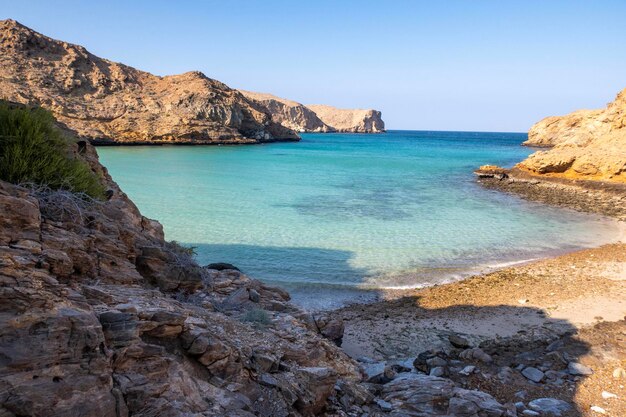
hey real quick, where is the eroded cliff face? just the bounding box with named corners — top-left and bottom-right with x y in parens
top-left (239, 91), bottom-right (333, 133)
top-left (519, 88), bottom-right (626, 182)
top-left (240, 91), bottom-right (385, 134)
top-left (305, 105), bottom-right (385, 133)
top-left (0, 19), bottom-right (299, 144)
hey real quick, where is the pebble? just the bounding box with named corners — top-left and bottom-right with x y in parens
top-left (429, 366), bottom-right (446, 377)
top-left (528, 398), bottom-right (573, 416)
top-left (590, 405), bottom-right (607, 414)
top-left (448, 334), bottom-right (471, 348)
top-left (567, 362), bottom-right (593, 376)
top-left (522, 367), bottom-right (545, 383)
top-left (601, 391), bottom-right (617, 399)
top-left (375, 399), bottom-right (393, 411)
top-left (518, 299), bottom-right (529, 304)
top-left (522, 411), bottom-right (540, 416)
top-left (612, 367), bottom-right (626, 378)
top-left (459, 365), bottom-right (476, 376)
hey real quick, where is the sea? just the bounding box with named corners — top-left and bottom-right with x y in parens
top-left (98, 131), bottom-right (621, 309)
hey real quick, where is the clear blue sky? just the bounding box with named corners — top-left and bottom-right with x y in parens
top-left (2, 0), bottom-right (625, 132)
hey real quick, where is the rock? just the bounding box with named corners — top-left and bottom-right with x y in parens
top-left (522, 367), bottom-right (545, 383)
top-left (459, 365), bottom-right (476, 376)
top-left (362, 363), bottom-right (397, 384)
top-left (375, 399), bottom-right (393, 412)
top-left (522, 410), bottom-right (541, 416)
top-left (515, 401), bottom-right (526, 411)
top-left (567, 362), bottom-right (593, 376)
top-left (248, 288), bottom-right (260, 303)
top-left (448, 334), bottom-right (471, 348)
top-left (459, 347), bottom-right (493, 363)
top-left (590, 405), bottom-right (607, 414)
top-left (205, 262), bottom-right (240, 271)
top-left (314, 313), bottom-right (345, 346)
top-left (413, 349), bottom-right (448, 373)
top-left (528, 398), bottom-right (573, 416)
top-left (429, 366), bottom-right (447, 377)
top-left (601, 391), bottom-right (617, 399)
top-left (613, 367), bottom-right (626, 378)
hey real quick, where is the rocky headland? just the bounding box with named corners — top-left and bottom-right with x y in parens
top-left (240, 91), bottom-right (386, 134)
top-left (0, 19), bottom-right (385, 145)
top-left (305, 105), bottom-right (385, 133)
top-left (521, 88), bottom-right (625, 182)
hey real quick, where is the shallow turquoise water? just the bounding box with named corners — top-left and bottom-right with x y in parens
top-left (98, 131), bottom-right (620, 309)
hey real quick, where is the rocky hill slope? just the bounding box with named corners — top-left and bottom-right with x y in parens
top-left (0, 19), bottom-right (299, 144)
top-left (240, 91), bottom-right (385, 133)
top-left (518, 88), bottom-right (626, 182)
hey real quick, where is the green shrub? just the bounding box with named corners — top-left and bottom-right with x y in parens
top-left (0, 101), bottom-right (105, 198)
top-left (241, 308), bottom-right (271, 328)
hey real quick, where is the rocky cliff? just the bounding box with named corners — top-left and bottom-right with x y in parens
top-left (518, 88), bottom-right (626, 181)
top-left (239, 91), bottom-right (333, 133)
top-left (0, 19), bottom-right (299, 145)
top-left (305, 105), bottom-right (385, 133)
top-left (240, 91), bottom-right (385, 133)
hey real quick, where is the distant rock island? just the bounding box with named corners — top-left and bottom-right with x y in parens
top-left (240, 91), bottom-right (385, 133)
top-left (0, 19), bottom-right (385, 145)
top-left (521, 88), bottom-right (625, 182)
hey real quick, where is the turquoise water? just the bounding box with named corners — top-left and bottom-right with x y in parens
top-left (98, 131), bottom-right (620, 309)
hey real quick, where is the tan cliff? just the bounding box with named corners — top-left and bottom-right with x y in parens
top-left (0, 19), bottom-right (299, 144)
top-left (239, 91), bottom-right (333, 133)
top-left (518, 88), bottom-right (626, 182)
top-left (240, 91), bottom-right (385, 133)
top-left (306, 104), bottom-right (385, 133)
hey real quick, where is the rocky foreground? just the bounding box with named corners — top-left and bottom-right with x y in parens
top-left (0, 19), bottom-right (384, 145)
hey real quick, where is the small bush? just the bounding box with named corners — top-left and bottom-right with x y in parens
top-left (241, 308), bottom-right (271, 328)
top-left (0, 101), bottom-right (105, 198)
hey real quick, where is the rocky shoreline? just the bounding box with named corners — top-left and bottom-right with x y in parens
top-left (328, 164), bottom-right (625, 417)
top-left (475, 166), bottom-right (626, 220)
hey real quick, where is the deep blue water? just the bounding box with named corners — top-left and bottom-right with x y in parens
top-left (98, 131), bottom-right (620, 309)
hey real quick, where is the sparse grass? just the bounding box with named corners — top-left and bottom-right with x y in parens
top-left (241, 308), bottom-right (271, 329)
top-left (0, 101), bottom-right (105, 198)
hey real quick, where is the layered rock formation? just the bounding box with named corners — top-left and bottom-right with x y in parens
top-left (0, 19), bottom-right (299, 144)
top-left (306, 105), bottom-right (385, 133)
top-left (239, 91), bottom-right (332, 133)
top-left (519, 88), bottom-right (626, 181)
top-left (240, 91), bottom-right (385, 133)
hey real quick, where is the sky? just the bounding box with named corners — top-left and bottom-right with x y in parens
top-left (2, 1), bottom-right (625, 132)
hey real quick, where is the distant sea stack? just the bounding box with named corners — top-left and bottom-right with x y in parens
top-left (240, 91), bottom-right (385, 133)
top-left (519, 88), bottom-right (626, 182)
top-left (0, 19), bottom-right (299, 145)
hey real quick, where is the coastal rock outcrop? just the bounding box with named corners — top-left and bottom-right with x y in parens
top-left (519, 88), bottom-right (626, 181)
top-left (240, 91), bottom-right (386, 133)
top-left (239, 91), bottom-right (333, 133)
top-left (306, 104), bottom-right (385, 133)
top-left (0, 118), bottom-right (376, 415)
top-left (0, 19), bottom-right (299, 145)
